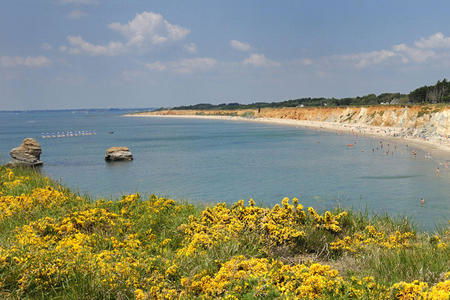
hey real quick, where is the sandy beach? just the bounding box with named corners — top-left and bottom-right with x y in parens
top-left (125, 113), bottom-right (450, 156)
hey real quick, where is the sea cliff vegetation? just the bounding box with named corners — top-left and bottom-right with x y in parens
top-left (0, 166), bottom-right (449, 299)
top-left (164, 79), bottom-right (450, 110)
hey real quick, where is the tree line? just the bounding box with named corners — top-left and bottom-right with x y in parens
top-left (167, 79), bottom-right (450, 110)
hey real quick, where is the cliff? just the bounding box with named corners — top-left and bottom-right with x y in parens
top-left (142, 105), bottom-right (450, 139)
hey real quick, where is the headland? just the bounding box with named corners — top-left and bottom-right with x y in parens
top-left (126, 105), bottom-right (450, 154)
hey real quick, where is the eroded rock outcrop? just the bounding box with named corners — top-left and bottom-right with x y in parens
top-left (147, 105), bottom-right (450, 141)
top-left (9, 138), bottom-right (43, 166)
top-left (105, 147), bottom-right (133, 161)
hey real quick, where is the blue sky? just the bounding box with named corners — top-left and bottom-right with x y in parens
top-left (1, 0), bottom-right (450, 110)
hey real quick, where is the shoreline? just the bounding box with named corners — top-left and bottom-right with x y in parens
top-left (125, 113), bottom-right (450, 156)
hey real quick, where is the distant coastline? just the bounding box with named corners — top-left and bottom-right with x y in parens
top-left (125, 106), bottom-right (450, 155)
top-left (0, 108), bottom-right (155, 113)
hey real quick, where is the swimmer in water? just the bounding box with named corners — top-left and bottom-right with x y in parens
top-left (420, 198), bottom-right (425, 206)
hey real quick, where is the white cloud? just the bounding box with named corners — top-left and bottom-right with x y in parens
top-left (172, 58), bottom-right (216, 73)
top-left (243, 53), bottom-right (280, 67)
top-left (0, 56), bottom-right (51, 68)
top-left (184, 43), bottom-right (197, 54)
top-left (414, 32), bottom-right (450, 49)
top-left (345, 32), bottom-right (450, 67)
top-left (339, 50), bottom-right (397, 68)
top-left (108, 12), bottom-right (189, 46)
top-left (393, 44), bottom-right (436, 63)
top-left (61, 11), bottom-right (190, 56)
top-left (311, 32), bottom-right (450, 69)
top-left (230, 40), bottom-right (251, 51)
top-left (62, 36), bottom-right (126, 56)
top-left (146, 57), bottom-right (217, 73)
top-left (68, 10), bottom-right (87, 19)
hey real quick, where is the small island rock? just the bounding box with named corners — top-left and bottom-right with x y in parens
top-left (105, 147), bottom-right (133, 161)
top-left (9, 138), bottom-right (43, 166)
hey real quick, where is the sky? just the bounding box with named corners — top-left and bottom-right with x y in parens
top-left (1, 0), bottom-right (450, 110)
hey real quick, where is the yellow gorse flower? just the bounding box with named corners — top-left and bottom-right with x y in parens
top-left (177, 198), bottom-right (309, 256)
top-left (331, 225), bottom-right (416, 253)
top-left (0, 167), bottom-right (448, 299)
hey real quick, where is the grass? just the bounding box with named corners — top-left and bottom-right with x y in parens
top-left (0, 166), bottom-right (448, 299)
top-left (0, 168), bottom-right (90, 244)
top-left (356, 244), bottom-right (449, 285)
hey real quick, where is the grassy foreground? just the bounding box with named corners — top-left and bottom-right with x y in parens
top-left (0, 167), bottom-right (448, 299)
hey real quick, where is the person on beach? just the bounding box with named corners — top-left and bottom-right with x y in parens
top-left (435, 167), bottom-right (440, 176)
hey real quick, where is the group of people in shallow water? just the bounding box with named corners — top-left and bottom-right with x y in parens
top-left (338, 131), bottom-right (449, 207)
top-left (370, 140), bottom-right (397, 156)
top-left (435, 160), bottom-right (450, 176)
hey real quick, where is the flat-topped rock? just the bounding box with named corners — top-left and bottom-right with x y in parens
top-left (9, 138), bottom-right (43, 166)
top-left (105, 147), bottom-right (133, 161)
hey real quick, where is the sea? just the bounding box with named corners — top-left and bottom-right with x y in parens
top-left (0, 109), bottom-right (449, 230)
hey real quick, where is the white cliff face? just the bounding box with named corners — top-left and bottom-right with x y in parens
top-left (334, 107), bottom-right (449, 140)
top-left (258, 105), bottom-right (450, 143)
top-left (433, 110), bottom-right (450, 137)
top-left (282, 106), bottom-right (449, 139)
top-left (145, 105), bottom-right (450, 143)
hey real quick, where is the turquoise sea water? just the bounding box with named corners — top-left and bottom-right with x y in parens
top-left (0, 110), bottom-right (449, 230)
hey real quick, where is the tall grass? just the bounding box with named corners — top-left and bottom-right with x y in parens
top-left (0, 166), bottom-right (448, 299)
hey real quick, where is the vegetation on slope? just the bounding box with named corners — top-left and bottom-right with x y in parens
top-left (409, 79), bottom-right (450, 104)
top-left (0, 166), bottom-right (449, 299)
top-left (164, 79), bottom-right (450, 111)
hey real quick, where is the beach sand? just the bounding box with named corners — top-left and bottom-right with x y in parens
top-left (124, 113), bottom-right (450, 156)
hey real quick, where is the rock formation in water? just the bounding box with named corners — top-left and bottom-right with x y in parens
top-left (105, 147), bottom-right (133, 161)
top-left (9, 138), bottom-right (43, 166)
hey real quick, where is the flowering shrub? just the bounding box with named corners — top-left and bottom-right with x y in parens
top-left (0, 168), bottom-right (30, 190)
top-left (0, 168), bottom-right (77, 222)
top-left (0, 167), bottom-right (448, 299)
top-left (177, 198), bottom-right (307, 256)
top-left (307, 206), bottom-right (347, 232)
top-left (330, 225), bottom-right (416, 253)
top-left (177, 197), bottom-right (354, 257)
